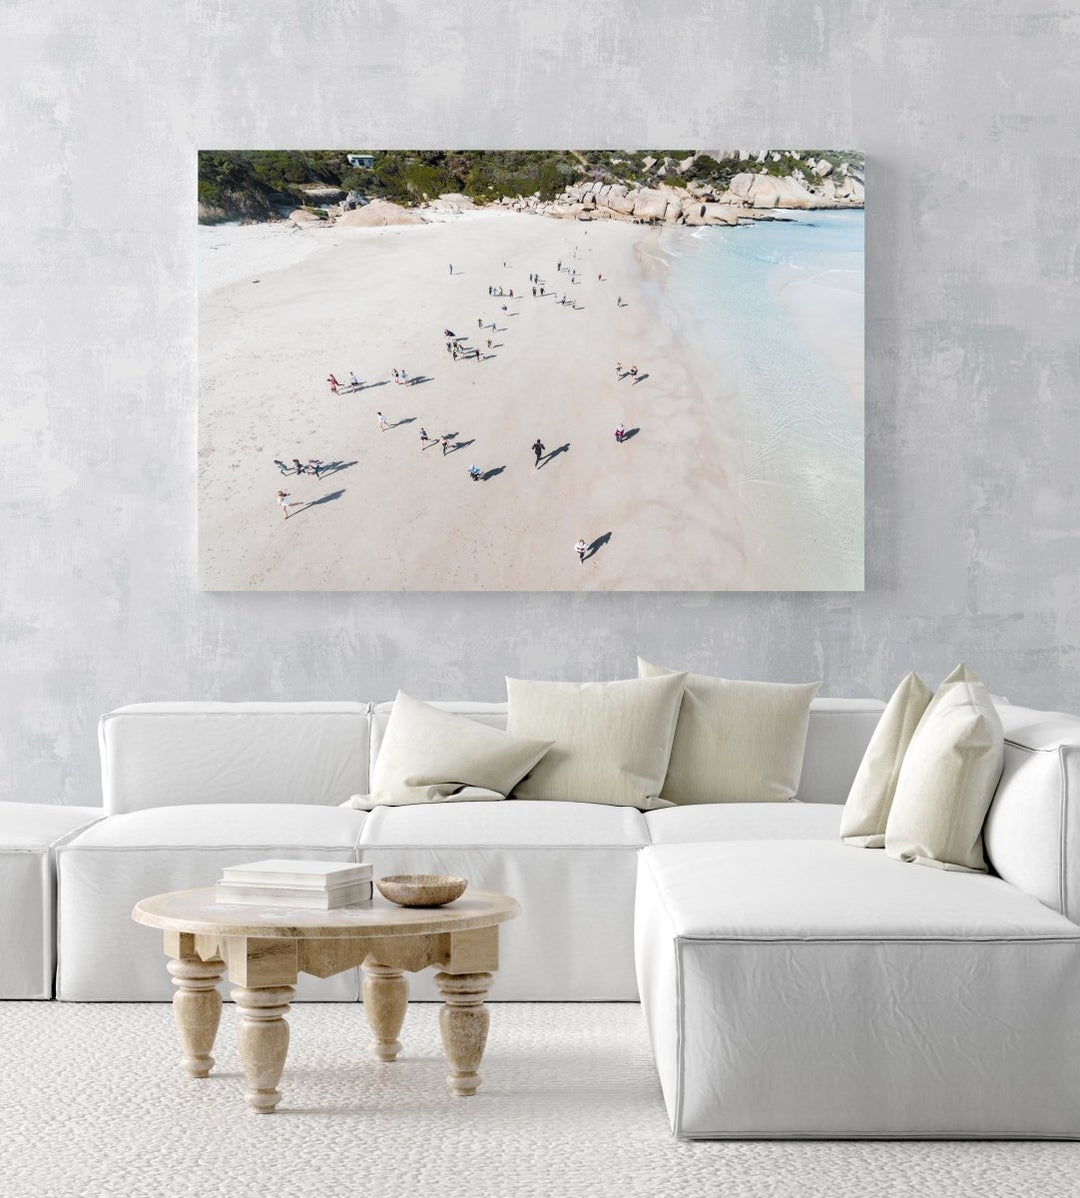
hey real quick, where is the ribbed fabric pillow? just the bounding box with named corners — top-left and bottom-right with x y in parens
top-left (637, 658), bottom-right (819, 804)
top-left (345, 690), bottom-right (553, 809)
top-left (505, 674), bottom-right (686, 809)
top-left (884, 664), bottom-right (1005, 873)
top-left (840, 672), bottom-right (933, 847)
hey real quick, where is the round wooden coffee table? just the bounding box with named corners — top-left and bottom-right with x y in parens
top-left (132, 886), bottom-right (521, 1113)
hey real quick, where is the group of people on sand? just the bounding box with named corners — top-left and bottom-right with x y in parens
top-left (614, 362), bottom-right (640, 381)
top-left (327, 371), bottom-right (365, 394)
top-left (274, 458), bottom-right (323, 477)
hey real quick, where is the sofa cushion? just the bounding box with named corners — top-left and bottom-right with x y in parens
top-left (640, 840), bottom-right (1076, 939)
top-left (840, 672), bottom-right (932, 847)
top-left (885, 664), bottom-right (1004, 873)
top-left (99, 702), bottom-right (373, 814)
top-left (360, 799), bottom-right (648, 847)
top-left (636, 841), bottom-right (1080, 1138)
top-left (69, 803), bottom-right (366, 848)
top-left (352, 691), bottom-right (552, 809)
top-left (646, 802), bottom-right (840, 845)
top-left (638, 659), bottom-right (819, 804)
top-left (57, 805), bottom-right (366, 1001)
top-left (506, 675), bottom-right (685, 809)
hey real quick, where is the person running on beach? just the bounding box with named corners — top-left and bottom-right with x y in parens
top-left (391, 368), bottom-right (399, 384)
top-left (532, 285), bottom-right (536, 298)
top-left (441, 435), bottom-right (451, 456)
top-left (446, 341), bottom-right (452, 354)
top-left (557, 260), bottom-right (562, 272)
top-left (575, 538), bottom-right (588, 564)
top-left (532, 438), bottom-right (546, 468)
top-left (349, 371), bottom-right (360, 389)
top-left (486, 338), bottom-right (492, 350)
top-left (468, 464), bottom-right (481, 481)
top-left (617, 295), bottom-right (622, 307)
top-left (629, 365), bottom-right (639, 380)
top-left (614, 423), bottom-right (625, 444)
top-left (273, 460), bottom-right (289, 475)
top-left (377, 411), bottom-right (389, 431)
top-left (327, 373), bottom-right (339, 394)
top-left (478, 317), bottom-right (483, 328)
top-left (420, 427), bottom-right (431, 450)
top-left (449, 263), bottom-right (453, 275)
top-left (399, 369), bottom-right (408, 385)
top-left (292, 458), bottom-right (305, 475)
top-left (615, 362), bottom-right (623, 379)
top-left (277, 491), bottom-right (299, 520)
top-left (307, 459), bottom-right (323, 478)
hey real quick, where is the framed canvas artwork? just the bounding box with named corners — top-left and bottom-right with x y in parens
top-left (198, 150), bottom-right (864, 591)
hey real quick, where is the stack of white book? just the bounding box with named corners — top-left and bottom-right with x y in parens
top-left (215, 860), bottom-right (374, 909)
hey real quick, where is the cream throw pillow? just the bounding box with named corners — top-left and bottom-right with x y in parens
top-left (345, 690), bottom-right (553, 810)
top-left (840, 672), bottom-right (933, 847)
top-left (884, 664), bottom-right (1004, 873)
top-left (637, 659), bottom-right (819, 804)
top-left (505, 674), bottom-right (686, 809)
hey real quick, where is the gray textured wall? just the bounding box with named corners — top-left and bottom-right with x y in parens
top-left (2, 1), bottom-right (1078, 805)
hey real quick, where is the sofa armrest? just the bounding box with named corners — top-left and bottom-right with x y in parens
top-left (984, 705), bottom-right (1080, 924)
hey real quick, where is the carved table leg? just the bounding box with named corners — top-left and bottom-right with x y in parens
top-left (231, 984), bottom-right (295, 1113)
top-left (167, 956), bottom-right (224, 1078)
top-left (363, 959), bottom-right (409, 1062)
top-left (436, 971), bottom-right (493, 1096)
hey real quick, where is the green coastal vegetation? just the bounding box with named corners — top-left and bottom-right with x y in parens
top-left (198, 149), bottom-right (865, 224)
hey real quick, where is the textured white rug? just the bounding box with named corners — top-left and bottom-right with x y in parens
top-left (1, 1002), bottom-right (1077, 1198)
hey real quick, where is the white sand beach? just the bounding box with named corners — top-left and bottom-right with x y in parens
top-left (198, 211), bottom-right (755, 590)
top-left (196, 210), bottom-right (871, 594)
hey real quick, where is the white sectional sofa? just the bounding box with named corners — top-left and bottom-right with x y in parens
top-left (4, 692), bottom-right (1080, 1138)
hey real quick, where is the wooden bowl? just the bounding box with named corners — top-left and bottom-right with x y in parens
top-left (376, 874), bottom-right (468, 908)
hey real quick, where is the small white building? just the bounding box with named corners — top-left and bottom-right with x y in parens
top-left (346, 153), bottom-right (375, 169)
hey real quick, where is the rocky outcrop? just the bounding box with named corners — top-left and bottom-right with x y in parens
top-left (423, 192), bottom-right (478, 213)
top-left (336, 199), bottom-right (426, 227)
top-left (632, 189), bottom-right (668, 221)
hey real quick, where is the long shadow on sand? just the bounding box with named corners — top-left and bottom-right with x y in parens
top-left (391, 417), bottom-right (417, 429)
top-left (446, 439), bottom-right (475, 455)
top-left (406, 376), bottom-right (433, 387)
top-left (481, 466), bottom-right (506, 481)
top-left (583, 531), bottom-right (611, 561)
top-left (296, 489), bottom-right (345, 517)
top-left (538, 444), bottom-right (570, 468)
top-left (318, 460), bottom-right (358, 478)
top-left (620, 428), bottom-right (640, 442)
top-left (632, 373), bottom-right (649, 384)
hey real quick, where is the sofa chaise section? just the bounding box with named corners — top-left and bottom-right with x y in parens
top-left (636, 840), bottom-right (1080, 1138)
top-left (57, 804), bottom-right (367, 1000)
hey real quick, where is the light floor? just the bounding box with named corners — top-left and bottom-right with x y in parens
top-left (0, 1002), bottom-right (1076, 1198)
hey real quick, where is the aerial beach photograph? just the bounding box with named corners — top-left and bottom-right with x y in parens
top-left (197, 149), bottom-right (865, 591)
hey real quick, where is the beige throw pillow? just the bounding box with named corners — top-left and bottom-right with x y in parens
top-left (345, 690), bottom-right (553, 810)
top-left (505, 674), bottom-right (686, 809)
top-left (840, 672), bottom-right (933, 847)
top-left (637, 659), bottom-right (819, 804)
top-left (884, 664), bottom-right (1004, 873)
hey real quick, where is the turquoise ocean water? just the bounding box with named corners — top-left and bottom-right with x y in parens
top-left (652, 210), bottom-right (864, 590)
